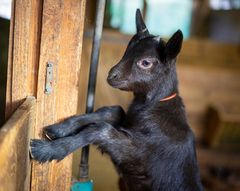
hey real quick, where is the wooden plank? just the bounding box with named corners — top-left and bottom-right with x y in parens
top-left (31, 1), bottom-right (86, 190)
top-left (5, 0), bottom-right (15, 119)
top-left (197, 148), bottom-right (240, 169)
top-left (203, 104), bottom-right (240, 151)
top-left (0, 96), bottom-right (36, 191)
top-left (5, 0), bottom-right (43, 119)
top-left (200, 168), bottom-right (240, 191)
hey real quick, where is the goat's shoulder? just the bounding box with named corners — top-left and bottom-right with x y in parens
top-left (151, 97), bottom-right (191, 140)
top-left (126, 96), bottom-right (192, 142)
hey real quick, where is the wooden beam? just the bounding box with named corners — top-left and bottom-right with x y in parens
top-left (197, 148), bottom-right (240, 169)
top-left (5, 0), bottom-right (43, 119)
top-left (31, 0), bottom-right (86, 190)
top-left (202, 104), bottom-right (240, 150)
top-left (0, 96), bottom-right (36, 191)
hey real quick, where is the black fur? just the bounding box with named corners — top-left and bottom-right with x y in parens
top-left (30, 9), bottom-right (203, 191)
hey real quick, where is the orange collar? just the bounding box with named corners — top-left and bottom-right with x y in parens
top-left (160, 93), bottom-right (177, 102)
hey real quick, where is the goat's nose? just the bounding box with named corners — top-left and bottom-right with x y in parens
top-left (108, 70), bottom-right (119, 80)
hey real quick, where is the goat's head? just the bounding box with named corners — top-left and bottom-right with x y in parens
top-left (107, 9), bottom-right (183, 98)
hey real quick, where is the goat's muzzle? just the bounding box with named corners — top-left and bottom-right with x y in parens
top-left (107, 69), bottom-right (128, 90)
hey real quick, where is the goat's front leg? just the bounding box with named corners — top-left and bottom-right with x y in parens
top-left (44, 106), bottom-right (125, 140)
top-left (30, 122), bottom-right (134, 163)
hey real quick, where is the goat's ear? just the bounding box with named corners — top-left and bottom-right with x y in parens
top-left (165, 30), bottom-right (183, 60)
top-left (136, 9), bottom-right (149, 37)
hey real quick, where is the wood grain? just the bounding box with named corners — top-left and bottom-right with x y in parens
top-left (31, 0), bottom-right (86, 190)
top-left (5, 0), bottom-right (43, 119)
top-left (0, 97), bottom-right (36, 191)
top-left (5, 0), bottom-right (15, 119)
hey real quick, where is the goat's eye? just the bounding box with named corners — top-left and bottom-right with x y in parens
top-left (137, 60), bottom-right (153, 69)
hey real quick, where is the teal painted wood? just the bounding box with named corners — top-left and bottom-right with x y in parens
top-left (71, 180), bottom-right (93, 191)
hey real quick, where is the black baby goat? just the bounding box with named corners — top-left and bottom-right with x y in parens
top-left (30, 9), bottom-right (203, 191)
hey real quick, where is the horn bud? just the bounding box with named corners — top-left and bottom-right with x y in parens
top-left (136, 9), bottom-right (149, 37)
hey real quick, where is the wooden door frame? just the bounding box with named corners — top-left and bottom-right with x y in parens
top-left (6, 0), bottom-right (86, 190)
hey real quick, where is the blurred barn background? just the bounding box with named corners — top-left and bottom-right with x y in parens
top-left (0, 0), bottom-right (240, 190)
top-left (74, 1), bottom-right (240, 190)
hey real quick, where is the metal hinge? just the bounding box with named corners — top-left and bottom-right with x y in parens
top-left (45, 62), bottom-right (53, 94)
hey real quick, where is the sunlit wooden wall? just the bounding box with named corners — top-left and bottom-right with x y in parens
top-left (5, 0), bottom-right (86, 190)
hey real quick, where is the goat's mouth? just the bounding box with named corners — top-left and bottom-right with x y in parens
top-left (107, 79), bottom-right (129, 90)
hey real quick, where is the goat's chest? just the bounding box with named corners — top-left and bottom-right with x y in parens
top-left (124, 103), bottom-right (150, 126)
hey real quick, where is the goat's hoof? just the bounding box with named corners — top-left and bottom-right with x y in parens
top-left (30, 139), bottom-right (55, 163)
top-left (43, 126), bottom-right (63, 140)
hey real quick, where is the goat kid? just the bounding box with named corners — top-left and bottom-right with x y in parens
top-left (30, 9), bottom-right (203, 191)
